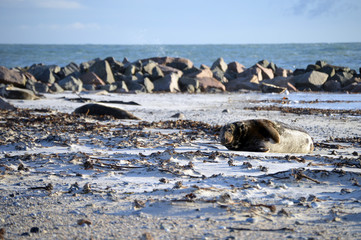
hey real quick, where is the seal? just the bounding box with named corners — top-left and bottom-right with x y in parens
top-left (0, 86), bottom-right (38, 100)
top-left (74, 103), bottom-right (140, 120)
top-left (220, 119), bottom-right (314, 153)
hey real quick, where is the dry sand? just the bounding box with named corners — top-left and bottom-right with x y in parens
top-left (0, 92), bottom-right (360, 239)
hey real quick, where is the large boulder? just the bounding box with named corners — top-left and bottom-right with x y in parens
top-left (323, 80), bottom-right (341, 92)
top-left (58, 76), bottom-right (83, 92)
top-left (80, 72), bottom-right (106, 86)
top-left (144, 57), bottom-right (193, 71)
top-left (185, 67), bottom-right (213, 79)
top-left (0, 66), bottom-right (26, 87)
top-left (261, 83), bottom-right (287, 93)
top-left (59, 62), bottom-right (80, 79)
top-left (256, 63), bottom-right (274, 80)
top-left (143, 77), bottom-right (154, 93)
top-left (88, 60), bottom-right (115, 84)
top-left (291, 70), bottom-right (328, 91)
top-left (153, 73), bottom-right (180, 92)
top-left (227, 61), bottom-right (246, 74)
top-left (179, 77), bottom-right (199, 92)
top-left (225, 75), bottom-right (259, 91)
top-left (211, 57), bottom-right (228, 72)
top-left (0, 97), bottom-right (17, 110)
top-left (27, 64), bottom-right (60, 84)
top-left (197, 77), bottom-right (226, 92)
top-left (331, 72), bottom-right (354, 87)
top-left (142, 61), bottom-right (164, 80)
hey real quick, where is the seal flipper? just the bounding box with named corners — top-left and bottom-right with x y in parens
top-left (255, 120), bottom-right (281, 143)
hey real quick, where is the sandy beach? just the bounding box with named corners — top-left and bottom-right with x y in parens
top-left (1, 91), bottom-right (361, 239)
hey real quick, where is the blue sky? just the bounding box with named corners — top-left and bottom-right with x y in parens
top-left (0, 0), bottom-right (360, 44)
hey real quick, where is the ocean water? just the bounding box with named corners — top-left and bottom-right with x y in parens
top-left (0, 43), bottom-right (360, 71)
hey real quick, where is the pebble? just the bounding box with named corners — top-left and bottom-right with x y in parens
top-left (245, 217), bottom-right (257, 223)
top-left (30, 227), bottom-right (40, 233)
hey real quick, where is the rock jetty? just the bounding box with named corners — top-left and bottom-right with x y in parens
top-left (0, 57), bottom-right (360, 99)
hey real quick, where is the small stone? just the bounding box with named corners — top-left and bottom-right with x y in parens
top-left (352, 151), bottom-right (358, 156)
top-left (77, 219), bottom-right (92, 226)
top-left (134, 200), bottom-right (146, 209)
top-left (30, 227), bottom-right (40, 233)
top-left (222, 109), bottom-right (230, 113)
top-left (159, 178), bottom-right (169, 183)
top-left (140, 232), bottom-right (154, 240)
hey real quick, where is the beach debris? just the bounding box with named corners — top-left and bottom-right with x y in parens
top-left (77, 219), bottom-right (92, 226)
top-left (82, 183), bottom-right (92, 194)
top-left (170, 112), bottom-right (185, 119)
top-left (134, 200), bottom-right (146, 209)
top-left (30, 227), bottom-right (40, 233)
top-left (140, 232), bottom-right (154, 240)
top-left (0, 228), bottom-right (5, 240)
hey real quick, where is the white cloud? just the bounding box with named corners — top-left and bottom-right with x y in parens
top-left (0, 0), bottom-right (84, 9)
top-left (18, 22), bottom-right (101, 31)
top-left (33, 0), bottom-right (83, 9)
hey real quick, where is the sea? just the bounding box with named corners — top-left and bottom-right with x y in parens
top-left (0, 43), bottom-right (360, 71)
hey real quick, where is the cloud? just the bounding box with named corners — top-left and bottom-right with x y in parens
top-left (19, 22), bottom-right (101, 31)
top-left (290, 0), bottom-right (359, 18)
top-left (0, 0), bottom-right (83, 9)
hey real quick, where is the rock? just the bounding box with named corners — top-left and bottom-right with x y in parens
top-left (59, 62), bottom-right (80, 79)
top-left (49, 83), bottom-right (64, 93)
top-left (74, 103), bottom-right (140, 120)
top-left (157, 65), bottom-right (183, 76)
top-left (80, 72), bottom-right (106, 86)
top-left (143, 77), bottom-right (154, 93)
top-left (33, 82), bottom-right (49, 93)
top-left (323, 80), bottom-right (341, 92)
top-left (212, 67), bottom-right (228, 83)
top-left (320, 65), bottom-right (335, 77)
top-left (349, 82), bottom-right (361, 93)
top-left (58, 76), bottom-right (83, 92)
top-left (185, 67), bottom-right (213, 79)
top-left (261, 82), bottom-right (287, 93)
top-left (315, 60), bottom-right (328, 68)
top-left (88, 60), bottom-right (115, 84)
top-left (99, 84), bottom-right (117, 92)
top-left (257, 59), bottom-right (270, 69)
top-left (211, 57), bottom-right (228, 72)
top-left (275, 67), bottom-right (290, 77)
top-left (306, 64), bottom-right (321, 72)
top-left (145, 57), bottom-right (193, 71)
top-left (142, 61), bottom-right (164, 80)
top-left (124, 64), bottom-right (138, 76)
top-left (225, 75), bottom-right (259, 91)
top-left (114, 81), bottom-right (129, 93)
top-left (0, 97), bottom-right (16, 110)
top-left (291, 70), bottom-right (328, 91)
top-left (105, 56), bottom-right (125, 74)
top-left (179, 77), bottom-right (199, 92)
top-left (331, 72), bottom-right (354, 87)
top-left (0, 86), bottom-right (38, 100)
top-left (27, 64), bottom-right (60, 84)
top-left (0, 66), bottom-right (26, 87)
top-left (227, 61), bottom-right (246, 74)
top-left (293, 69), bottom-right (306, 76)
top-left (153, 73), bottom-right (181, 92)
top-left (125, 81), bottom-right (146, 93)
top-left (256, 63), bottom-right (274, 80)
top-left (263, 76), bottom-right (298, 92)
top-left (197, 77), bottom-right (226, 92)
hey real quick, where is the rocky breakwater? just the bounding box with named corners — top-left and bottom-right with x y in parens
top-left (0, 57), bottom-right (360, 100)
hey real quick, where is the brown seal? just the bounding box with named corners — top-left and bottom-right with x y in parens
top-left (220, 119), bottom-right (313, 153)
top-left (74, 103), bottom-right (140, 120)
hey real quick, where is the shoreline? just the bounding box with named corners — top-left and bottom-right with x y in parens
top-left (1, 92), bottom-right (361, 239)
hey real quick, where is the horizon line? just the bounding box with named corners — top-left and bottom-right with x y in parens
top-left (0, 41), bottom-right (360, 46)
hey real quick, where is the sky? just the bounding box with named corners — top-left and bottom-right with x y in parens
top-left (0, 0), bottom-right (360, 44)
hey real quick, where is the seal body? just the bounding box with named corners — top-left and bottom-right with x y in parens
top-left (220, 119), bottom-right (313, 153)
top-left (74, 103), bottom-right (140, 120)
